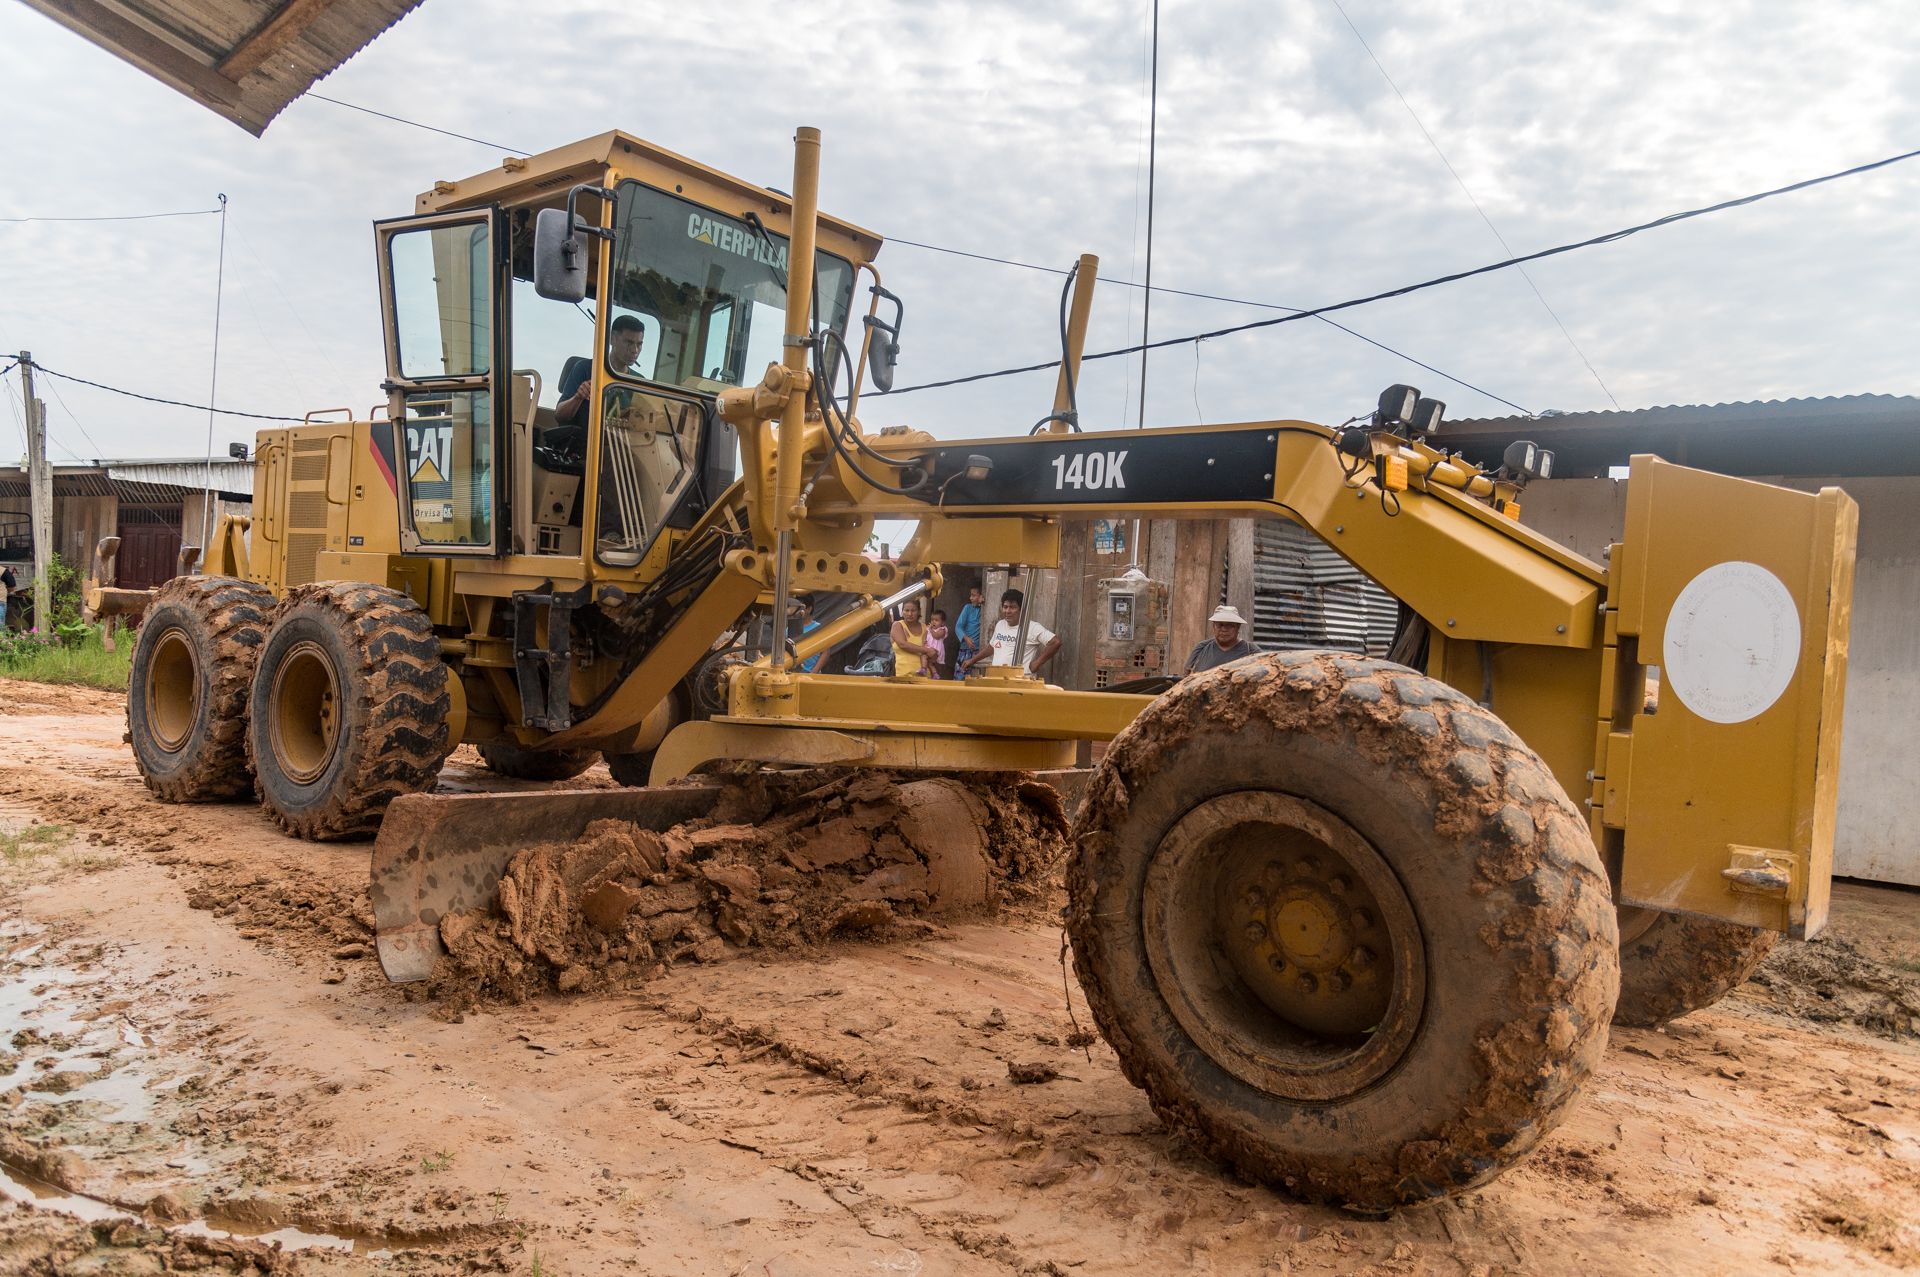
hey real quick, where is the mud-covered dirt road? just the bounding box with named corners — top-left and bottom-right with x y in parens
top-left (0, 680), bottom-right (1916, 1276)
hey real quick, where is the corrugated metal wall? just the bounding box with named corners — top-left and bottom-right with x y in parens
top-left (1249, 520), bottom-right (1399, 656)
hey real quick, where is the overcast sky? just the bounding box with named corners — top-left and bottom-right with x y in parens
top-left (1, 0), bottom-right (1915, 465)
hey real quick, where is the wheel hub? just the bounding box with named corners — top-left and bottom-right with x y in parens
top-left (146, 627), bottom-right (200, 753)
top-left (270, 640), bottom-right (343, 784)
top-left (1232, 858), bottom-right (1393, 1037)
top-left (1142, 791), bottom-right (1425, 1102)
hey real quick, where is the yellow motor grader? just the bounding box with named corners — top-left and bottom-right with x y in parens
top-left (117, 126), bottom-right (1854, 1210)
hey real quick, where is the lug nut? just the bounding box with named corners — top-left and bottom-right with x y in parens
top-left (1244, 921), bottom-right (1267, 943)
top-left (1326, 970), bottom-right (1352, 993)
top-left (1267, 953), bottom-right (1287, 972)
top-left (1328, 875), bottom-right (1351, 894)
top-left (1353, 909), bottom-right (1374, 929)
top-left (1264, 860), bottom-right (1284, 879)
top-left (1244, 886), bottom-right (1266, 908)
top-left (1296, 857), bottom-right (1320, 877)
top-left (1350, 946), bottom-right (1375, 970)
top-left (1294, 972), bottom-right (1319, 994)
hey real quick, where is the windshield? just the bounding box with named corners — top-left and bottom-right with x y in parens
top-left (607, 181), bottom-right (856, 392)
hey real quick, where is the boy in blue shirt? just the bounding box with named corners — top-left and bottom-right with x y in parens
top-left (955, 586), bottom-right (984, 671)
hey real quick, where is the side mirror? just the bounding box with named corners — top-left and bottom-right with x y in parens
top-left (862, 285), bottom-right (904, 393)
top-left (533, 185), bottom-right (616, 303)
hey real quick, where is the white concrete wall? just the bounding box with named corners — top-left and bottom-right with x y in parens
top-left (1520, 475), bottom-right (1920, 886)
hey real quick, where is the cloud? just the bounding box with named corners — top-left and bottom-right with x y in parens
top-left (1, 0), bottom-right (1914, 463)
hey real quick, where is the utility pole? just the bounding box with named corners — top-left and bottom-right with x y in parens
top-left (19, 353), bottom-right (51, 631)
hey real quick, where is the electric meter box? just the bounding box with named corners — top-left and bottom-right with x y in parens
top-left (1093, 571), bottom-right (1169, 686)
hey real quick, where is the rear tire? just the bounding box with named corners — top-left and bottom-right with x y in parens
top-left (127, 575), bottom-right (275, 802)
top-left (248, 583), bottom-right (451, 841)
top-left (604, 751), bottom-right (655, 787)
top-left (1067, 651), bottom-right (1618, 1210)
top-left (1612, 908), bottom-right (1778, 1027)
top-left (478, 742), bottom-right (601, 781)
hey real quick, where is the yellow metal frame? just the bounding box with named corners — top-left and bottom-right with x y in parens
top-left (225, 124), bottom-right (1857, 943)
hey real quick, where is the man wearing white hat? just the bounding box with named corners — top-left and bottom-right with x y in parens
top-left (1183, 604), bottom-right (1255, 674)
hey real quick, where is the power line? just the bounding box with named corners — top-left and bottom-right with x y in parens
top-left (23, 361), bottom-right (301, 422)
top-left (0, 208), bottom-right (223, 223)
top-left (887, 238), bottom-right (1531, 412)
top-left (872, 143), bottom-right (1920, 399)
top-left (290, 92), bottom-right (1516, 409)
top-left (1325, 0), bottom-right (1619, 409)
top-left (304, 93), bottom-right (527, 154)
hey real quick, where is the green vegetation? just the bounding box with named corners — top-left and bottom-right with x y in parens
top-left (0, 822), bottom-right (115, 887)
top-left (1, 823), bottom-right (70, 864)
top-left (0, 553), bottom-right (131, 690)
top-left (0, 621), bottom-right (129, 690)
top-left (422, 1149), bottom-right (454, 1173)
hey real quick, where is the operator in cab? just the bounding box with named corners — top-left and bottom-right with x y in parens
top-left (548, 315), bottom-right (648, 458)
top-left (1183, 605), bottom-right (1253, 674)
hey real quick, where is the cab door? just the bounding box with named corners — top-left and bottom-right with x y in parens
top-left (373, 208), bottom-right (509, 557)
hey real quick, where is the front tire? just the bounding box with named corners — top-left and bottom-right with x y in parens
top-left (127, 575), bottom-right (274, 802)
top-left (604, 751), bottom-right (655, 787)
top-left (247, 583), bottom-right (451, 840)
top-left (478, 742), bottom-right (601, 781)
top-left (1067, 651), bottom-right (1618, 1210)
top-left (1613, 908), bottom-right (1778, 1026)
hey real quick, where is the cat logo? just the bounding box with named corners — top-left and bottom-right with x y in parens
top-left (411, 455), bottom-right (446, 485)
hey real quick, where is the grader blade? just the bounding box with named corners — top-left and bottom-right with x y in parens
top-left (369, 784), bottom-right (725, 982)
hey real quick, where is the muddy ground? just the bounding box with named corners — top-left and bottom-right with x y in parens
top-left (0, 679), bottom-right (1916, 1276)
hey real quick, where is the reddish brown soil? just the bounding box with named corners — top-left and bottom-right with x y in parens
top-left (0, 692), bottom-right (1915, 1275)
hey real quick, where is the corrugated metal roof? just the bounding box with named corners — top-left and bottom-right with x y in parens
top-left (20, 0), bottom-right (428, 136)
top-left (105, 460), bottom-right (253, 496)
top-left (1437, 394), bottom-right (1920, 479)
top-left (0, 458), bottom-right (253, 502)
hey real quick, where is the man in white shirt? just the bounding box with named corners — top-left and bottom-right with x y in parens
top-left (963, 588), bottom-right (1060, 677)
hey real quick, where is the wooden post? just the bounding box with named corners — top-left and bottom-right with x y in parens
top-left (19, 353), bottom-right (51, 632)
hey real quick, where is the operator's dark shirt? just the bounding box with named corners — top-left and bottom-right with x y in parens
top-left (1185, 636), bottom-right (1254, 674)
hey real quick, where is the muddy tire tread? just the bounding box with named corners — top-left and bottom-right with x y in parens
top-left (1614, 913), bottom-right (1779, 1027)
top-left (1066, 650), bottom-right (1619, 1208)
top-left (128, 574), bottom-right (275, 803)
top-left (247, 582), bottom-right (450, 840)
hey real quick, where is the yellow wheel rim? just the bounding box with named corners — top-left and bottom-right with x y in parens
top-left (270, 640), bottom-right (342, 784)
top-left (146, 627), bottom-right (199, 753)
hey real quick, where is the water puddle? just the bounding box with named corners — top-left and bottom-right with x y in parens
top-left (0, 949), bottom-right (155, 1120)
top-left (0, 1163), bottom-right (398, 1255)
top-left (175, 1218), bottom-right (392, 1256)
top-left (0, 1161), bottom-right (131, 1224)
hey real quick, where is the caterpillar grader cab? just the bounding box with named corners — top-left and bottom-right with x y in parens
top-left (119, 126), bottom-right (1855, 1211)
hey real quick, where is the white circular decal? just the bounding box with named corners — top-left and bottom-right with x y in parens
top-left (1662, 561), bottom-right (1801, 725)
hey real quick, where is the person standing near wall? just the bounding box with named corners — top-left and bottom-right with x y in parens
top-left (1183, 605), bottom-right (1254, 674)
top-left (955, 585), bottom-right (984, 669)
top-left (964, 588), bottom-right (1061, 677)
top-left (890, 598), bottom-right (937, 677)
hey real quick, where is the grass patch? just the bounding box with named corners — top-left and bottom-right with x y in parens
top-left (0, 824), bottom-right (118, 887)
top-left (0, 623), bottom-right (130, 691)
top-left (1, 824), bottom-right (71, 863)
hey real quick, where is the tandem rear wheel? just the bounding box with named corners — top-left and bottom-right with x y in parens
top-left (1067, 650), bottom-right (1619, 1211)
top-left (247, 583), bottom-right (452, 841)
top-left (127, 575), bottom-right (276, 802)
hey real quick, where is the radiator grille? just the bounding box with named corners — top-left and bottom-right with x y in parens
top-left (287, 491), bottom-right (330, 529)
top-left (285, 532), bottom-right (326, 587)
top-left (289, 454), bottom-right (327, 481)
